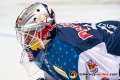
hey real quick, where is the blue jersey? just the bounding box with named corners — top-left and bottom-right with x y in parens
top-left (25, 20), bottom-right (120, 80)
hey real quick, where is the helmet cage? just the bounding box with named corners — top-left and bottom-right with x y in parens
top-left (15, 26), bottom-right (45, 49)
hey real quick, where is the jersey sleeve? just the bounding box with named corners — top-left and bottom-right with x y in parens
top-left (95, 20), bottom-right (120, 56)
top-left (56, 21), bottom-right (120, 56)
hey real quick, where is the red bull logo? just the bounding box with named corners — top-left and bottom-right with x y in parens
top-left (87, 60), bottom-right (98, 73)
top-left (27, 52), bottom-right (34, 61)
top-left (59, 23), bottom-right (93, 40)
top-left (17, 17), bottom-right (22, 25)
top-left (38, 24), bottom-right (56, 40)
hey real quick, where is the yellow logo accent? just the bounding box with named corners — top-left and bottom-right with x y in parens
top-left (53, 65), bottom-right (69, 79)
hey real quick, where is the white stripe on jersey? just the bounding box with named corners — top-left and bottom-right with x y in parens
top-left (78, 42), bottom-right (119, 80)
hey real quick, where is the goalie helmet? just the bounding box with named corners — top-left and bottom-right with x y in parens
top-left (15, 2), bottom-right (56, 50)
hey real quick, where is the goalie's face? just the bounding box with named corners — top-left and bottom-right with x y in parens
top-left (24, 31), bottom-right (43, 50)
top-left (15, 29), bottom-right (43, 50)
top-left (24, 31), bottom-right (42, 50)
top-left (24, 31), bottom-right (37, 45)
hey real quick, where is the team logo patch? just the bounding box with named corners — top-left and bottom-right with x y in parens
top-left (69, 71), bottom-right (77, 79)
top-left (87, 60), bottom-right (98, 73)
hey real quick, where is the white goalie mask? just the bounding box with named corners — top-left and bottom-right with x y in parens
top-left (15, 2), bottom-right (56, 50)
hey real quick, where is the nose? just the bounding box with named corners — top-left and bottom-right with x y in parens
top-left (24, 34), bottom-right (31, 45)
top-left (24, 39), bottom-right (30, 45)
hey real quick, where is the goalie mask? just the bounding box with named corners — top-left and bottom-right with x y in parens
top-left (15, 2), bottom-right (56, 76)
top-left (15, 2), bottom-right (56, 50)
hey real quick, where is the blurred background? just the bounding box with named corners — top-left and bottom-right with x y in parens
top-left (0, 0), bottom-right (120, 80)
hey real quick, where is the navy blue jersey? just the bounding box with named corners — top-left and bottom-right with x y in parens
top-left (56, 21), bottom-right (120, 56)
top-left (25, 20), bottom-right (120, 80)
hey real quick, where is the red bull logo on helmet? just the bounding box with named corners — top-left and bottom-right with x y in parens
top-left (17, 16), bottom-right (22, 25)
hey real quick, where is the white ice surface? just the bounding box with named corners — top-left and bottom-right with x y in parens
top-left (0, 0), bottom-right (120, 80)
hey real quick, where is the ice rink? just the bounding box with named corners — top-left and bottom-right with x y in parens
top-left (0, 0), bottom-right (120, 80)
